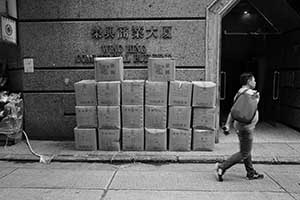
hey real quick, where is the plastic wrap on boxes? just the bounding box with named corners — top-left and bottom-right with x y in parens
top-left (122, 80), bottom-right (144, 105)
top-left (122, 128), bottom-right (144, 151)
top-left (145, 81), bottom-right (168, 105)
top-left (97, 106), bottom-right (120, 129)
top-left (75, 106), bottom-right (97, 128)
top-left (94, 57), bottom-right (124, 81)
top-left (122, 105), bottom-right (144, 128)
top-left (192, 107), bottom-right (216, 130)
top-left (145, 128), bottom-right (167, 151)
top-left (148, 58), bottom-right (175, 81)
top-left (169, 81), bottom-right (192, 106)
top-left (193, 129), bottom-right (215, 151)
top-left (168, 106), bottom-right (191, 130)
top-left (169, 129), bottom-right (192, 151)
top-left (192, 81), bottom-right (216, 108)
top-left (98, 129), bottom-right (120, 151)
top-left (0, 93), bottom-right (23, 138)
top-left (97, 81), bottom-right (120, 106)
top-left (74, 80), bottom-right (97, 106)
top-left (145, 105), bottom-right (167, 129)
top-left (74, 127), bottom-right (97, 150)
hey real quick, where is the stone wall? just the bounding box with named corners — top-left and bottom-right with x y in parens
top-left (15, 0), bottom-right (213, 140)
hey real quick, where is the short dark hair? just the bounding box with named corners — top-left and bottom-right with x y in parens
top-left (240, 72), bottom-right (254, 86)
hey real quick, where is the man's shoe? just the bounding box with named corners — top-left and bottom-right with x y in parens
top-left (215, 163), bottom-right (224, 182)
top-left (222, 126), bottom-right (230, 135)
top-left (246, 171), bottom-right (264, 180)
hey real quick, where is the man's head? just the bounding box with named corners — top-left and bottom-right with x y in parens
top-left (240, 72), bottom-right (256, 89)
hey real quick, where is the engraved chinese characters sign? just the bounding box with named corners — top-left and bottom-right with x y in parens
top-left (91, 26), bottom-right (172, 40)
top-left (76, 25), bottom-right (173, 65)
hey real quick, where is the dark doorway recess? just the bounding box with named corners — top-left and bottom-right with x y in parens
top-left (220, 0), bottom-right (280, 126)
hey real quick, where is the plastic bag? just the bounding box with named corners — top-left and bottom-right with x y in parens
top-left (0, 92), bottom-right (23, 134)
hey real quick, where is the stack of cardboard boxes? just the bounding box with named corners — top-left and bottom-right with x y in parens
top-left (192, 81), bottom-right (217, 151)
top-left (74, 56), bottom-right (217, 151)
top-left (74, 80), bottom-right (98, 150)
top-left (168, 81), bottom-right (193, 151)
top-left (95, 57), bottom-right (123, 151)
top-left (121, 80), bottom-right (145, 150)
top-left (145, 58), bottom-right (175, 151)
top-left (74, 57), bottom-right (124, 151)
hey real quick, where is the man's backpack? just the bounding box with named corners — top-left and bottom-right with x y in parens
top-left (230, 89), bottom-right (258, 124)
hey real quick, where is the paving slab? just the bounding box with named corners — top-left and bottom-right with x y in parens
top-left (0, 168), bottom-right (115, 189)
top-left (0, 141), bottom-right (65, 155)
top-left (178, 154), bottom-right (225, 163)
top-left (276, 156), bottom-right (300, 164)
top-left (0, 188), bottom-right (103, 200)
top-left (256, 164), bottom-right (300, 174)
top-left (0, 168), bottom-right (16, 179)
top-left (260, 144), bottom-right (298, 157)
top-left (252, 143), bottom-right (275, 157)
top-left (103, 190), bottom-right (295, 200)
top-left (117, 163), bottom-right (218, 172)
top-left (266, 172), bottom-right (300, 194)
top-left (0, 161), bottom-right (118, 170)
top-left (251, 156), bottom-right (277, 163)
top-left (288, 143), bottom-right (300, 153)
top-left (291, 193), bottom-right (300, 200)
top-left (116, 163), bottom-right (256, 173)
top-left (0, 153), bottom-right (38, 161)
top-left (110, 170), bottom-right (282, 192)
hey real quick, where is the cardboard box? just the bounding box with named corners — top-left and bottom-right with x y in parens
top-left (94, 57), bottom-right (124, 81)
top-left (168, 106), bottom-right (191, 130)
top-left (145, 81), bottom-right (168, 105)
top-left (97, 81), bottom-right (120, 106)
top-left (145, 128), bottom-right (167, 151)
top-left (122, 80), bottom-right (144, 105)
top-left (122, 105), bottom-right (144, 128)
top-left (192, 108), bottom-right (216, 130)
top-left (169, 81), bottom-right (192, 106)
top-left (122, 128), bottom-right (144, 151)
top-left (74, 127), bottom-right (97, 150)
top-left (74, 80), bottom-right (97, 106)
top-left (75, 106), bottom-right (97, 128)
top-left (145, 105), bottom-right (167, 129)
top-left (192, 81), bottom-right (216, 108)
top-left (169, 129), bottom-right (192, 151)
top-left (193, 129), bottom-right (215, 151)
top-left (97, 106), bottom-right (120, 129)
top-left (148, 58), bottom-right (176, 81)
top-left (98, 129), bottom-right (120, 151)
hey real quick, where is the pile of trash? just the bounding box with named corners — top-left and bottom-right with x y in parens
top-left (0, 91), bottom-right (23, 136)
top-left (0, 92), bottom-right (54, 164)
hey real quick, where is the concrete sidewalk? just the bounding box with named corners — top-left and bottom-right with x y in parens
top-left (1, 123), bottom-right (300, 164)
top-left (1, 162), bottom-right (299, 200)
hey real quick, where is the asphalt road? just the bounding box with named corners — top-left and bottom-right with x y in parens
top-left (0, 161), bottom-right (299, 200)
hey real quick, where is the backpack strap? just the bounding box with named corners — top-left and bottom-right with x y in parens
top-left (233, 88), bottom-right (249, 103)
top-left (232, 88), bottom-right (258, 124)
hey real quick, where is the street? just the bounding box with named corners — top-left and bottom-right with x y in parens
top-left (0, 161), bottom-right (299, 200)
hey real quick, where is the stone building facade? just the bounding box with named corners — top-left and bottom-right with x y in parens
top-left (4, 0), bottom-right (300, 140)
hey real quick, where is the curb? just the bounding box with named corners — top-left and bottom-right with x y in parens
top-left (1, 154), bottom-right (300, 164)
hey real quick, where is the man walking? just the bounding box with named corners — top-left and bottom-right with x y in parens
top-left (216, 72), bottom-right (264, 182)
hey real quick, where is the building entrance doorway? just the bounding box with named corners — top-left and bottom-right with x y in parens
top-left (219, 0), bottom-right (286, 131)
top-left (206, 0), bottom-right (300, 142)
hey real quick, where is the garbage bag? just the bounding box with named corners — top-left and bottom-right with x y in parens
top-left (0, 92), bottom-right (23, 134)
